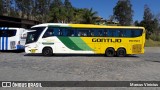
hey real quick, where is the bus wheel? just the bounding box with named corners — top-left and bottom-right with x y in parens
top-left (117, 48), bottom-right (126, 57)
top-left (105, 48), bottom-right (115, 57)
top-left (42, 47), bottom-right (53, 56)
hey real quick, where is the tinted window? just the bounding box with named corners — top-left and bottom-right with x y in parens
top-left (104, 29), bottom-right (108, 36)
top-left (43, 27), bottom-right (54, 38)
top-left (77, 29), bottom-right (90, 37)
top-left (94, 29), bottom-right (104, 36)
top-left (107, 29), bottom-right (114, 37)
top-left (67, 28), bottom-right (75, 36)
top-left (0, 30), bottom-right (16, 37)
top-left (26, 27), bottom-right (45, 44)
top-left (43, 27), bottom-right (70, 38)
top-left (131, 29), bottom-right (143, 37)
top-left (42, 27), bottom-right (143, 38)
top-left (106, 29), bottom-right (143, 37)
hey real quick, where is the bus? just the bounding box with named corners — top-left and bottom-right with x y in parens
top-left (0, 27), bottom-right (27, 51)
top-left (25, 23), bottom-right (145, 57)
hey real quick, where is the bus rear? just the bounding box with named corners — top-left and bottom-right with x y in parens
top-left (0, 27), bottom-right (27, 50)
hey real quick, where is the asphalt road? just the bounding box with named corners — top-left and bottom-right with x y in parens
top-left (0, 47), bottom-right (160, 90)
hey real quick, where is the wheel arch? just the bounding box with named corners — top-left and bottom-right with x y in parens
top-left (105, 47), bottom-right (116, 57)
top-left (42, 46), bottom-right (54, 53)
top-left (116, 47), bottom-right (127, 53)
top-left (116, 47), bottom-right (127, 57)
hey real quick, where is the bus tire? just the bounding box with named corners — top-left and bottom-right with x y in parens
top-left (105, 48), bottom-right (115, 57)
top-left (116, 48), bottom-right (126, 57)
top-left (42, 47), bottom-right (53, 56)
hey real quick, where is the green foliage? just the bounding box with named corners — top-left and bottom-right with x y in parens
top-left (134, 20), bottom-right (140, 26)
top-left (64, 0), bottom-right (74, 23)
top-left (2, 0), bottom-right (13, 16)
top-left (113, 0), bottom-right (133, 26)
top-left (34, 0), bottom-right (52, 22)
top-left (142, 5), bottom-right (154, 33)
top-left (150, 33), bottom-right (160, 41)
top-left (82, 8), bottom-right (98, 24)
top-left (49, 0), bottom-right (65, 23)
top-left (72, 8), bottom-right (84, 23)
top-left (138, 5), bottom-right (159, 40)
top-left (49, 0), bottom-right (98, 24)
top-left (145, 39), bottom-right (160, 47)
top-left (0, 0), bottom-right (97, 24)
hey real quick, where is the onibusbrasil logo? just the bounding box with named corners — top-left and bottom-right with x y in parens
top-left (1, 82), bottom-right (42, 87)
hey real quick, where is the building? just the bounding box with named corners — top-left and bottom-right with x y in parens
top-left (0, 15), bottom-right (40, 29)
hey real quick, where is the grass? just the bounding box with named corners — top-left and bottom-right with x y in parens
top-left (145, 39), bottom-right (160, 47)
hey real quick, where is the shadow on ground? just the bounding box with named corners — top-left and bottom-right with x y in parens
top-left (0, 50), bottom-right (24, 53)
top-left (24, 53), bottom-right (139, 58)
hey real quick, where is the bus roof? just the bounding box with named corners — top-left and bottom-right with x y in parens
top-left (32, 23), bottom-right (145, 30)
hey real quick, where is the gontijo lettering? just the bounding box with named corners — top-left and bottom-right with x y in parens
top-left (92, 38), bottom-right (122, 43)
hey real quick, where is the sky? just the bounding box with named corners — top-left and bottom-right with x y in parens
top-left (69, 0), bottom-right (160, 22)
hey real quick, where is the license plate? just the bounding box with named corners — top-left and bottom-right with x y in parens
top-left (31, 49), bottom-right (36, 53)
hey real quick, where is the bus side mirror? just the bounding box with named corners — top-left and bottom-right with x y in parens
top-left (21, 31), bottom-right (28, 39)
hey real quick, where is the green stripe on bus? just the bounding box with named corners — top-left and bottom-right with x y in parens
top-left (69, 37), bottom-right (93, 50)
top-left (57, 37), bottom-right (82, 50)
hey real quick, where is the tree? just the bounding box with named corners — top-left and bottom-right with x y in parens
top-left (34, 0), bottom-right (52, 22)
top-left (15, 0), bottom-right (32, 19)
top-left (72, 8), bottom-right (84, 23)
top-left (152, 18), bottom-right (159, 31)
top-left (134, 20), bottom-right (140, 26)
top-left (108, 15), bottom-right (116, 23)
top-left (82, 8), bottom-right (98, 24)
top-left (3, 0), bottom-right (13, 16)
top-left (155, 13), bottom-right (160, 28)
top-left (113, 0), bottom-right (133, 26)
top-left (64, 0), bottom-right (74, 23)
top-left (140, 5), bottom-right (154, 39)
top-left (49, 0), bottom-right (65, 23)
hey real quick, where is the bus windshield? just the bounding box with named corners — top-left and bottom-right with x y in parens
top-left (26, 27), bottom-right (46, 44)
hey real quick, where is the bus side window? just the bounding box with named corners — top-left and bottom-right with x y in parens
top-left (131, 30), bottom-right (135, 37)
top-left (61, 28), bottom-right (67, 36)
top-left (107, 29), bottom-right (112, 37)
top-left (99, 29), bottom-right (104, 36)
top-left (118, 30), bottom-right (124, 37)
top-left (78, 32), bottom-right (81, 36)
top-left (125, 30), bottom-right (131, 37)
top-left (129, 29), bottom-right (143, 37)
top-left (134, 29), bottom-right (143, 37)
top-left (104, 29), bottom-right (108, 37)
top-left (94, 29), bottom-right (103, 37)
top-left (89, 29), bottom-right (94, 37)
top-left (54, 28), bottom-right (60, 36)
top-left (77, 29), bottom-right (89, 37)
top-left (77, 30), bottom-right (83, 36)
top-left (112, 30), bottom-right (116, 37)
top-left (43, 27), bottom-right (54, 38)
top-left (66, 28), bottom-right (76, 37)
top-left (67, 29), bottom-right (75, 36)
top-left (94, 29), bottom-right (98, 36)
